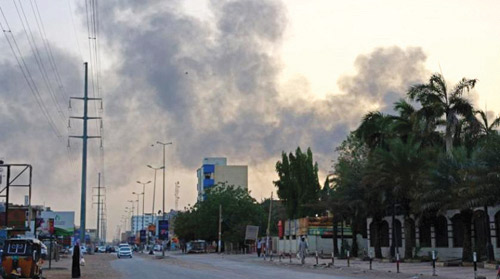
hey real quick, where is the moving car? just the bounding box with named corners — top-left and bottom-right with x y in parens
top-left (117, 246), bottom-right (132, 259)
top-left (187, 240), bottom-right (207, 253)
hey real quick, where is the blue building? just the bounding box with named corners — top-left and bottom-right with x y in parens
top-left (196, 157), bottom-right (248, 201)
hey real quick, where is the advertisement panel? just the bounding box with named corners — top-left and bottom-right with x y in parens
top-left (297, 218), bottom-right (308, 236)
top-left (284, 220), bottom-right (289, 236)
top-left (308, 216), bottom-right (334, 236)
top-left (40, 211), bottom-right (75, 236)
top-left (244, 225), bottom-right (259, 241)
top-left (158, 220), bottom-right (169, 240)
top-left (277, 220), bottom-right (283, 238)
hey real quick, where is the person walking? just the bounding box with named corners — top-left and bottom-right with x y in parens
top-left (257, 239), bottom-right (262, 258)
top-left (298, 236), bottom-right (308, 265)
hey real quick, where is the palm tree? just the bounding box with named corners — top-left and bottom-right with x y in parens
top-left (408, 73), bottom-right (477, 157)
top-left (368, 137), bottom-right (431, 259)
top-left (475, 110), bottom-right (500, 140)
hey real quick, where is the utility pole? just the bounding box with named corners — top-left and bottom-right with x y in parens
top-left (69, 62), bottom-right (102, 245)
top-left (95, 173), bottom-right (102, 244)
top-left (218, 204), bottom-right (222, 254)
top-left (266, 192), bottom-right (273, 257)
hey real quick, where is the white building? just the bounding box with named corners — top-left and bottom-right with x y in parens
top-left (130, 214), bottom-right (155, 233)
top-left (196, 157), bottom-right (248, 201)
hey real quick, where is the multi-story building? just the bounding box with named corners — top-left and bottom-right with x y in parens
top-left (130, 214), bottom-right (155, 233)
top-left (196, 157), bottom-right (248, 201)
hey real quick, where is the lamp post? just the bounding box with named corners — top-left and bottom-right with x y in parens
top-left (127, 200), bottom-right (135, 232)
top-left (153, 141), bottom-right (172, 220)
top-left (147, 165), bottom-right (164, 216)
top-left (132, 192), bottom-right (142, 229)
top-left (136, 181), bottom-right (151, 230)
top-left (153, 141), bottom-right (172, 258)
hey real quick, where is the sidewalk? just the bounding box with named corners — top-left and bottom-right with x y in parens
top-left (43, 253), bottom-right (120, 279)
top-left (252, 253), bottom-right (498, 279)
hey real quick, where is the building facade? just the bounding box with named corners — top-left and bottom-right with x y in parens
top-left (130, 214), bottom-right (155, 233)
top-left (196, 157), bottom-right (248, 201)
top-left (366, 205), bottom-right (500, 260)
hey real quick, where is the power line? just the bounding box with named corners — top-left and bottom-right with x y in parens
top-left (30, 0), bottom-right (70, 102)
top-left (0, 6), bottom-right (62, 138)
top-left (12, 0), bottom-right (66, 121)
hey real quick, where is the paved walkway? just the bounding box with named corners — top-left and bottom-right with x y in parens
top-left (252, 253), bottom-right (499, 279)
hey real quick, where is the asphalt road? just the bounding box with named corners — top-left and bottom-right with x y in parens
top-left (111, 253), bottom-right (357, 279)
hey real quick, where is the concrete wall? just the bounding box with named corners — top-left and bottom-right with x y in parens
top-left (214, 165), bottom-right (248, 190)
top-left (274, 236), bottom-right (366, 255)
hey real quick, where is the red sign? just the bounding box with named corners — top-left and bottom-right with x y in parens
top-left (278, 220), bottom-right (284, 238)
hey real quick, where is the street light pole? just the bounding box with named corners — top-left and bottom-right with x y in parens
top-left (154, 141), bottom-right (172, 220)
top-left (136, 181), bottom-right (151, 230)
top-left (127, 200), bottom-right (134, 232)
top-left (131, 193), bottom-right (141, 233)
top-left (147, 165), bottom-right (164, 217)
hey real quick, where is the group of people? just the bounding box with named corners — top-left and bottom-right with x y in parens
top-left (256, 236), bottom-right (309, 264)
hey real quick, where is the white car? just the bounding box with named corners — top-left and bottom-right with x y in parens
top-left (117, 246), bottom-right (132, 258)
top-left (98, 246), bottom-right (106, 253)
top-left (80, 246), bottom-right (87, 254)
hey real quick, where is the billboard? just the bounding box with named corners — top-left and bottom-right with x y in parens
top-left (40, 211), bottom-right (75, 236)
top-left (244, 225), bottom-right (259, 241)
top-left (158, 220), bottom-right (169, 240)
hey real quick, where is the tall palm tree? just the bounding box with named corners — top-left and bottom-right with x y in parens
top-left (475, 110), bottom-right (500, 140)
top-left (368, 137), bottom-right (431, 259)
top-left (408, 74), bottom-right (477, 157)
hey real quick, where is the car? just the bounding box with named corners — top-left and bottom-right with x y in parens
top-left (117, 246), bottom-right (132, 259)
top-left (98, 246), bottom-right (106, 253)
top-left (80, 246), bottom-right (87, 254)
top-left (153, 244), bottom-right (162, 252)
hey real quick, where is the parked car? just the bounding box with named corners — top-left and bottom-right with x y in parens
top-left (80, 246), bottom-right (87, 254)
top-left (117, 246), bottom-right (132, 259)
top-left (98, 246), bottom-right (106, 253)
top-left (153, 244), bottom-right (162, 252)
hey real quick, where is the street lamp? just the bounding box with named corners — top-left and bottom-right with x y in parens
top-left (152, 141), bottom-right (172, 220)
top-left (127, 200), bottom-right (135, 232)
top-left (147, 165), bottom-right (164, 217)
top-left (152, 141), bottom-right (172, 258)
top-left (136, 181), bottom-right (151, 230)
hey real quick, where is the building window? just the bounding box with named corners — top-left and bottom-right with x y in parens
top-left (380, 220), bottom-right (390, 247)
top-left (495, 211), bottom-right (500, 248)
top-left (451, 214), bottom-right (464, 247)
top-left (393, 219), bottom-right (402, 247)
top-left (435, 215), bottom-right (448, 247)
top-left (419, 217), bottom-right (431, 248)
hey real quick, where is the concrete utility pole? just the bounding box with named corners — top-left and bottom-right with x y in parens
top-left (218, 204), bottom-right (222, 254)
top-left (96, 173), bottom-right (101, 243)
top-left (174, 181), bottom-right (180, 211)
top-left (69, 62), bottom-right (102, 245)
top-left (266, 192), bottom-right (273, 256)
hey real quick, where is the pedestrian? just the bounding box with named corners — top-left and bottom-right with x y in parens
top-left (257, 238), bottom-right (262, 257)
top-left (298, 236), bottom-right (308, 265)
top-left (496, 265), bottom-right (500, 279)
top-left (71, 243), bottom-right (81, 278)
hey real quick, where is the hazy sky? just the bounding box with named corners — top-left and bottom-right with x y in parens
top-left (1, 0), bottom-right (499, 240)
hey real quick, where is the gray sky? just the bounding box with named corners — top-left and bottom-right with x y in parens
top-left (0, 0), bottom-right (499, 240)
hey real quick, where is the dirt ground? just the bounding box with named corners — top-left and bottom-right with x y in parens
top-left (42, 253), bottom-right (121, 279)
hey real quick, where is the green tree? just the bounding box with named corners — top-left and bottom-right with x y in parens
top-left (274, 147), bottom-right (321, 218)
top-left (174, 185), bottom-right (265, 245)
top-left (407, 73), bottom-right (477, 156)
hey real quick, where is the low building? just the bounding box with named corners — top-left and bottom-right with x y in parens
top-left (196, 157), bottom-right (248, 201)
top-left (366, 205), bottom-right (500, 260)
